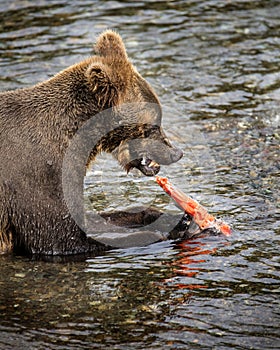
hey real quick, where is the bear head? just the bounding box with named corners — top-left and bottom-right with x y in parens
top-left (83, 30), bottom-right (183, 176)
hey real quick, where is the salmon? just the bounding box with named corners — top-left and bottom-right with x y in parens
top-left (156, 176), bottom-right (231, 236)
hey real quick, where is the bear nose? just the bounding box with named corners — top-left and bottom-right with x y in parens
top-left (171, 147), bottom-right (183, 163)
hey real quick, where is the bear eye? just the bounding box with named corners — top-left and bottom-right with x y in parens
top-left (144, 125), bottom-right (159, 137)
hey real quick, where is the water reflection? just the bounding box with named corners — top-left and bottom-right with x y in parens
top-left (164, 240), bottom-right (217, 291)
top-left (0, 0), bottom-right (280, 349)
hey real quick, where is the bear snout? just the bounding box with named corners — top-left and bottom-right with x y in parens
top-left (149, 142), bottom-right (183, 166)
top-left (170, 147), bottom-right (183, 164)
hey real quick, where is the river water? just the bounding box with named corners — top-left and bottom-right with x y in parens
top-left (0, 1), bottom-right (279, 349)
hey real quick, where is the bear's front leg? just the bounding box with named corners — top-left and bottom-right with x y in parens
top-left (99, 207), bottom-right (193, 240)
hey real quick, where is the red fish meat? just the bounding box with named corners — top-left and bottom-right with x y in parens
top-left (156, 176), bottom-right (231, 236)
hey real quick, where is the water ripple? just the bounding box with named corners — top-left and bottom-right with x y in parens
top-left (0, 0), bottom-right (279, 349)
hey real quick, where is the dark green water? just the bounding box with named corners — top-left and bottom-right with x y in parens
top-left (0, 1), bottom-right (279, 349)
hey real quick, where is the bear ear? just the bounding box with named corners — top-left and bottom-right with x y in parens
top-left (94, 30), bottom-right (128, 61)
top-left (86, 62), bottom-right (118, 107)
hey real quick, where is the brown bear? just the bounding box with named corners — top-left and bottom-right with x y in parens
top-left (0, 30), bottom-right (183, 256)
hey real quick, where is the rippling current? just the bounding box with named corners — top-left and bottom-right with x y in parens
top-left (0, 1), bottom-right (279, 349)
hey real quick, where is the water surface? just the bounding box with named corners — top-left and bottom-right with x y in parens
top-left (0, 1), bottom-right (279, 349)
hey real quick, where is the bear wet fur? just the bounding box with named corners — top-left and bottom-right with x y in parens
top-left (0, 30), bottom-right (183, 256)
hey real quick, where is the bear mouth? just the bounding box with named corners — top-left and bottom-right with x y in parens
top-left (125, 157), bottom-right (160, 176)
